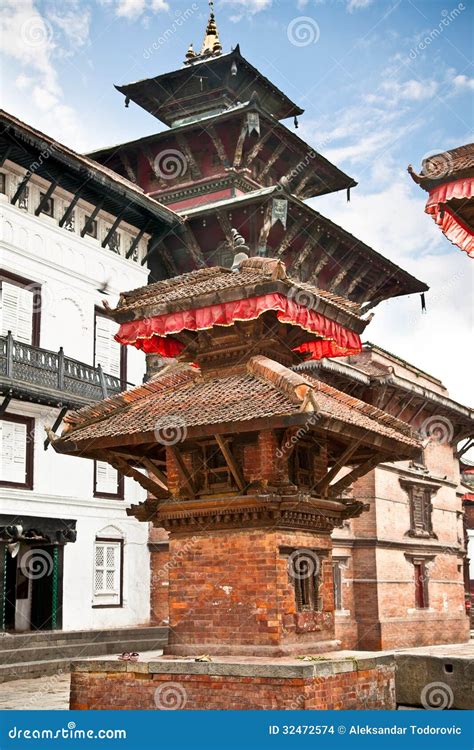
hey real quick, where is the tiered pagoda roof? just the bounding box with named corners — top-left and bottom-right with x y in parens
top-left (409, 143), bottom-right (474, 257)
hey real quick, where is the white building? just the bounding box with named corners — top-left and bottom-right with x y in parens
top-left (0, 111), bottom-right (181, 632)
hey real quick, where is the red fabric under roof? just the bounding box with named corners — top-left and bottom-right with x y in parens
top-left (115, 292), bottom-right (362, 360)
top-left (425, 177), bottom-right (474, 257)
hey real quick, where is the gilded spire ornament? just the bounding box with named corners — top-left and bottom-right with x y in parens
top-left (200, 0), bottom-right (222, 57)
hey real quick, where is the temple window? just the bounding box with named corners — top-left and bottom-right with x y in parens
top-left (0, 270), bottom-right (41, 345)
top-left (289, 550), bottom-right (322, 612)
top-left (94, 460), bottom-right (124, 499)
top-left (0, 414), bottom-right (34, 489)
top-left (93, 536), bottom-right (123, 608)
top-left (413, 561), bottom-right (429, 609)
top-left (0, 173), bottom-right (6, 194)
top-left (196, 440), bottom-right (236, 494)
top-left (409, 485), bottom-right (433, 536)
top-left (289, 442), bottom-right (315, 488)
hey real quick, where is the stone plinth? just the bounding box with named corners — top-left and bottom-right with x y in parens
top-left (70, 653), bottom-right (396, 710)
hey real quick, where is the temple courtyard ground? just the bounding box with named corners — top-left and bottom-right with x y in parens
top-left (0, 640), bottom-right (472, 710)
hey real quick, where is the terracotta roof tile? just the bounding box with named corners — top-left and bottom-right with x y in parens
top-left (56, 357), bottom-right (419, 453)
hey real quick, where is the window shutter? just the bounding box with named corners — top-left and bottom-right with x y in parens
top-left (95, 460), bottom-right (119, 495)
top-left (0, 282), bottom-right (34, 343)
top-left (0, 420), bottom-right (28, 483)
top-left (93, 540), bottom-right (121, 605)
top-left (95, 315), bottom-right (121, 377)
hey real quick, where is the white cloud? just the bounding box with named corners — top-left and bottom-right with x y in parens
top-left (220, 0), bottom-right (272, 21)
top-left (0, 0), bottom-right (89, 149)
top-left (379, 77), bottom-right (439, 104)
top-left (101, 0), bottom-right (169, 19)
top-left (346, 0), bottom-right (374, 11)
top-left (452, 73), bottom-right (474, 91)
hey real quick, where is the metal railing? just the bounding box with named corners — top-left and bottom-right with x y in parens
top-left (0, 332), bottom-right (125, 404)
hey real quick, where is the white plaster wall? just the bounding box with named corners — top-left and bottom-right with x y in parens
top-left (0, 194), bottom-right (152, 631)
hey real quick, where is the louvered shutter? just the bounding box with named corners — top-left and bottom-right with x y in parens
top-left (0, 282), bottom-right (34, 343)
top-left (95, 460), bottom-right (119, 495)
top-left (94, 314), bottom-right (121, 377)
top-left (0, 420), bottom-right (28, 483)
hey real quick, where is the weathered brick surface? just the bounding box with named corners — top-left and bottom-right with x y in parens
top-left (70, 665), bottom-right (395, 710)
top-left (167, 529), bottom-right (335, 652)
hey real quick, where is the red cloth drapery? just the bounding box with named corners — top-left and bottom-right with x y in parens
top-left (115, 292), bottom-right (362, 360)
top-left (425, 177), bottom-right (474, 257)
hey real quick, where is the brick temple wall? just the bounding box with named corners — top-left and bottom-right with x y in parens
top-left (70, 659), bottom-right (396, 710)
top-left (167, 528), bottom-right (335, 654)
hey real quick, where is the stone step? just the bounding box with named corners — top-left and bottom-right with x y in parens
top-left (0, 640), bottom-right (167, 684)
top-left (0, 626), bottom-right (167, 652)
top-left (0, 635), bottom-right (168, 668)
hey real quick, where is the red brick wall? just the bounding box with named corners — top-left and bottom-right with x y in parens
top-left (167, 529), bottom-right (335, 653)
top-left (70, 665), bottom-right (395, 710)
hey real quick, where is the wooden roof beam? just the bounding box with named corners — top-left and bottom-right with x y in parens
top-left (275, 217), bottom-right (307, 259)
top-left (233, 119), bottom-right (248, 168)
top-left (59, 189), bottom-right (82, 228)
top-left (313, 440), bottom-right (362, 497)
top-left (11, 171), bottom-right (32, 205)
top-left (214, 434), bottom-right (246, 492)
top-left (328, 453), bottom-right (385, 498)
top-left (207, 125), bottom-right (229, 167)
top-left (260, 143), bottom-right (285, 180)
top-left (175, 133), bottom-right (201, 180)
top-left (35, 179), bottom-right (60, 216)
top-left (168, 445), bottom-right (195, 498)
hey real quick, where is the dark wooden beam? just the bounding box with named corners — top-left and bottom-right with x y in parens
top-left (260, 143), bottom-right (285, 180)
top-left (233, 121), bottom-right (248, 168)
top-left (11, 171), bottom-right (32, 205)
top-left (126, 219), bottom-right (151, 259)
top-left (118, 151), bottom-right (138, 183)
top-left (207, 125), bottom-right (229, 166)
top-left (35, 179), bottom-right (60, 216)
top-left (141, 225), bottom-right (171, 266)
top-left (257, 200), bottom-right (273, 253)
top-left (181, 224), bottom-right (206, 268)
top-left (44, 406), bottom-right (68, 450)
top-left (275, 218), bottom-right (306, 259)
top-left (140, 456), bottom-right (169, 490)
top-left (106, 451), bottom-right (169, 498)
top-left (215, 434), bottom-right (246, 492)
top-left (80, 199), bottom-right (104, 238)
top-left (313, 440), bottom-right (362, 496)
top-left (58, 190), bottom-right (82, 228)
top-left (101, 208), bottom-right (126, 248)
top-left (328, 454), bottom-right (384, 498)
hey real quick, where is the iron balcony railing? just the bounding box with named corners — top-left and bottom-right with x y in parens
top-left (0, 332), bottom-right (127, 407)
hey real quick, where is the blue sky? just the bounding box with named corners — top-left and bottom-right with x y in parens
top-left (1, 0), bottom-right (473, 405)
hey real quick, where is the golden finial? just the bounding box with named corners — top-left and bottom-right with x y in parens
top-left (184, 42), bottom-right (196, 63)
top-left (200, 0), bottom-right (222, 57)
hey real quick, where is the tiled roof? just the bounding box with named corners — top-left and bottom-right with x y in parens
top-left (111, 260), bottom-right (361, 321)
top-left (409, 143), bottom-right (474, 186)
top-left (55, 356), bottom-right (418, 453)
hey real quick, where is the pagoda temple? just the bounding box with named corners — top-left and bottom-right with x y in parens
top-left (89, 3), bottom-right (428, 314)
top-left (408, 143), bottom-right (474, 257)
top-left (53, 252), bottom-right (420, 709)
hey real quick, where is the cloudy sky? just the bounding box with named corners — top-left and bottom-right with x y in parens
top-left (1, 0), bottom-right (473, 406)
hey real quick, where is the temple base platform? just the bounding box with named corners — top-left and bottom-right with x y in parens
top-left (69, 651), bottom-right (396, 710)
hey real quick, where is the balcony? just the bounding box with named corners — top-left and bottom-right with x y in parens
top-left (0, 333), bottom-right (126, 410)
